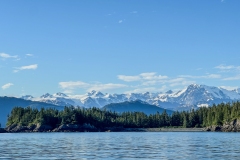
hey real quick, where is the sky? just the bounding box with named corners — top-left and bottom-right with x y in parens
top-left (1, 0), bottom-right (240, 97)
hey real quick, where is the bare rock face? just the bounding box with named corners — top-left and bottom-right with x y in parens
top-left (5, 124), bottom-right (33, 132)
top-left (204, 119), bottom-right (240, 132)
top-left (53, 123), bottom-right (97, 132)
top-left (222, 119), bottom-right (240, 132)
top-left (33, 124), bottom-right (53, 132)
top-left (5, 124), bottom-right (18, 132)
top-left (54, 124), bottom-right (80, 132)
top-left (204, 125), bottom-right (222, 132)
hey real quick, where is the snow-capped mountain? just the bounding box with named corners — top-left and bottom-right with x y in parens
top-left (21, 84), bottom-right (240, 110)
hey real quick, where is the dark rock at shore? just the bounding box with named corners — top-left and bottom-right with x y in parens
top-left (204, 125), bottom-right (222, 132)
top-left (53, 123), bottom-right (98, 132)
top-left (222, 119), bottom-right (240, 132)
top-left (53, 124), bottom-right (80, 132)
top-left (204, 119), bottom-right (240, 132)
top-left (5, 124), bottom-right (30, 132)
top-left (5, 123), bottom-right (98, 133)
top-left (0, 128), bottom-right (6, 133)
top-left (5, 123), bottom-right (53, 132)
top-left (5, 124), bottom-right (17, 132)
top-left (33, 124), bottom-right (53, 132)
top-left (104, 126), bottom-right (125, 132)
top-left (5, 124), bottom-right (32, 133)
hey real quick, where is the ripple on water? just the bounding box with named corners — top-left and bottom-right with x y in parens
top-left (1, 132), bottom-right (240, 159)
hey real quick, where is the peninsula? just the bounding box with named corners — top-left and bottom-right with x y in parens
top-left (2, 102), bottom-right (240, 133)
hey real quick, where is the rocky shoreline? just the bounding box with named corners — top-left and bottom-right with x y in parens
top-left (1, 123), bottom-right (204, 133)
top-left (2, 119), bottom-right (240, 133)
top-left (4, 123), bottom-right (98, 133)
top-left (204, 119), bottom-right (240, 132)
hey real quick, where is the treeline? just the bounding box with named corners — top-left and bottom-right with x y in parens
top-left (6, 102), bottom-right (240, 128)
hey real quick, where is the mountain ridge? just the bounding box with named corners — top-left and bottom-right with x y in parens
top-left (103, 100), bottom-right (173, 115)
top-left (0, 96), bottom-right (64, 128)
top-left (20, 84), bottom-right (240, 110)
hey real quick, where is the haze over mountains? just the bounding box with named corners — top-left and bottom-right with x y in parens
top-left (21, 84), bottom-right (240, 110)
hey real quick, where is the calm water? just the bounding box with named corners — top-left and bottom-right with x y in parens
top-left (0, 132), bottom-right (240, 159)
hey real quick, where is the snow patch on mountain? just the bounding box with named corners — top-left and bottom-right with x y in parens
top-left (20, 84), bottom-right (240, 111)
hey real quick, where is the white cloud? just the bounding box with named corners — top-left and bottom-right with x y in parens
top-left (59, 81), bottom-right (89, 89)
top-left (87, 83), bottom-right (127, 92)
top-left (118, 72), bottom-right (168, 83)
top-left (0, 53), bottom-right (18, 59)
top-left (26, 54), bottom-right (33, 56)
top-left (117, 72), bottom-right (225, 92)
top-left (168, 78), bottom-right (195, 87)
top-left (207, 74), bottom-right (222, 78)
top-left (215, 65), bottom-right (240, 72)
top-left (118, 72), bottom-right (197, 92)
top-left (59, 69), bottom-right (237, 94)
top-left (179, 74), bottom-right (221, 79)
top-left (2, 83), bottom-right (14, 90)
top-left (140, 72), bottom-right (156, 78)
top-left (14, 64), bottom-right (38, 72)
top-left (59, 81), bottom-right (127, 93)
top-left (215, 65), bottom-right (235, 70)
top-left (118, 75), bottom-right (141, 82)
top-left (169, 78), bottom-right (186, 83)
top-left (140, 72), bottom-right (168, 80)
top-left (118, 20), bottom-right (123, 23)
top-left (223, 75), bottom-right (240, 81)
top-left (220, 86), bottom-right (238, 90)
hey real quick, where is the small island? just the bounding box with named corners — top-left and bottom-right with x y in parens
top-left (3, 102), bottom-right (240, 133)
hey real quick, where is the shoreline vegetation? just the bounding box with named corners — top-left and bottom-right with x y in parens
top-left (2, 101), bottom-right (240, 133)
top-left (1, 126), bottom-right (204, 133)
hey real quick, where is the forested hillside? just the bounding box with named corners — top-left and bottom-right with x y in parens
top-left (6, 102), bottom-right (240, 129)
top-left (0, 96), bottom-right (63, 128)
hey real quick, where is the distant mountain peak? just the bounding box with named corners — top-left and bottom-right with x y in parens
top-left (87, 90), bottom-right (104, 97)
top-left (165, 90), bottom-right (173, 94)
top-left (88, 90), bottom-right (97, 96)
top-left (21, 95), bottom-right (34, 100)
top-left (40, 93), bottom-right (53, 98)
top-left (188, 83), bottom-right (200, 88)
top-left (54, 92), bottom-right (68, 97)
top-left (95, 91), bottom-right (104, 97)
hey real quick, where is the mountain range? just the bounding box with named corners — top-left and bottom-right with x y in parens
top-left (2, 83), bottom-right (240, 128)
top-left (21, 84), bottom-right (240, 110)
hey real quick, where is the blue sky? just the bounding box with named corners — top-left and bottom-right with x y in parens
top-left (1, 0), bottom-right (240, 97)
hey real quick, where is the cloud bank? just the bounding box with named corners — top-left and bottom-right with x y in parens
top-left (59, 81), bottom-right (127, 93)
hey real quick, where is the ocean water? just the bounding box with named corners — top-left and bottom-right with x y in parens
top-left (0, 132), bottom-right (239, 159)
